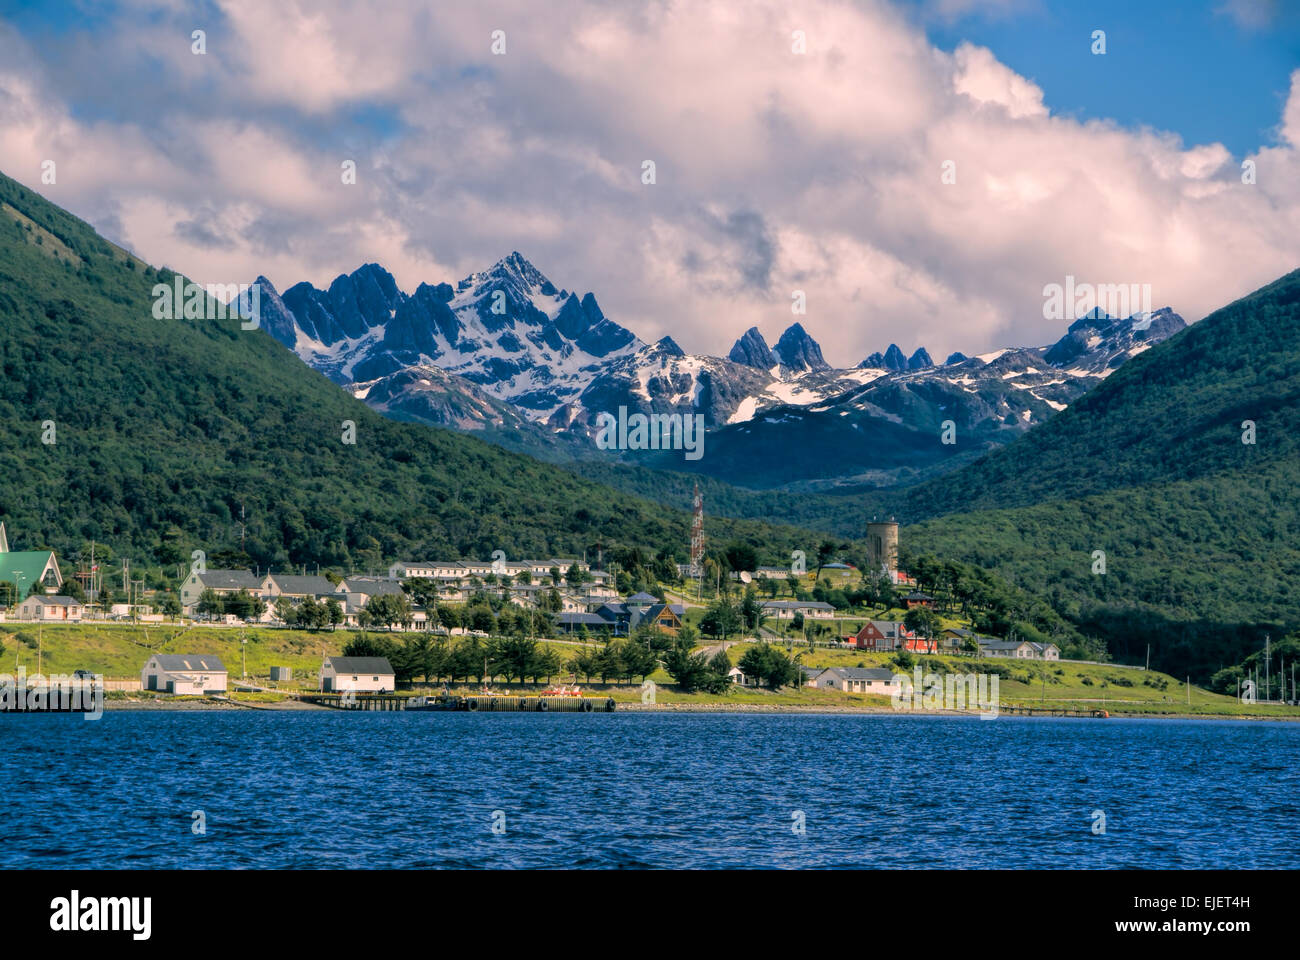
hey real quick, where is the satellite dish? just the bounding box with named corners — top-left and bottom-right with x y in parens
top-left (739, 571), bottom-right (752, 583)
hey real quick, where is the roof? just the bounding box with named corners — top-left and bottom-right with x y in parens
top-left (761, 600), bottom-right (835, 611)
top-left (151, 654), bottom-right (227, 673)
top-left (271, 574), bottom-right (337, 596)
top-left (633, 603), bottom-right (682, 627)
top-left (27, 594), bottom-right (79, 606)
top-left (342, 578), bottom-right (405, 596)
top-left (865, 619), bottom-right (908, 635)
top-left (323, 656), bottom-right (394, 675)
top-left (823, 667), bottom-right (896, 681)
top-left (557, 612), bottom-right (609, 627)
top-left (196, 569), bottom-right (264, 590)
top-left (979, 639), bottom-right (1028, 650)
top-left (0, 550), bottom-right (59, 590)
top-left (627, 592), bottom-right (658, 603)
top-left (903, 592), bottom-right (934, 600)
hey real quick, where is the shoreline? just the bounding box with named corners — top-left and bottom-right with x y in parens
top-left (84, 698), bottom-right (1300, 721)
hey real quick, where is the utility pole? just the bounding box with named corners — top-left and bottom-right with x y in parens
top-left (1264, 635), bottom-right (1271, 703)
top-left (1186, 676), bottom-right (1190, 707)
top-left (1145, 644), bottom-right (1150, 671)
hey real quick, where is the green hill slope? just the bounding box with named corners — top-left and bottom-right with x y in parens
top-left (0, 172), bottom-right (810, 569)
top-left (896, 272), bottom-right (1300, 647)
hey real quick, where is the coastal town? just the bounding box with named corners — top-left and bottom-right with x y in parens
top-left (0, 513), bottom-right (1140, 711)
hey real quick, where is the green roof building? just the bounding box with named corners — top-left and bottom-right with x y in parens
top-left (0, 522), bottom-right (63, 600)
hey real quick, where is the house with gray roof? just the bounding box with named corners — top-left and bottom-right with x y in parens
top-left (320, 656), bottom-right (395, 693)
top-left (809, 667), bottom-right (900, 696)
top-left (178, 568), bottom-right (267, 614)
top-left (267, 574), bottom-right (337, 600)
top-left (761, 600), bottom-right (835, 620)
top-left (142, 654), bottom-right (228, 695)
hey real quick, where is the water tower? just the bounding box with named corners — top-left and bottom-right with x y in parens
top-left (866, 518), bottom-right (899, 576)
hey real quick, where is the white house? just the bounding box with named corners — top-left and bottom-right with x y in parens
top-left (16, 594), bottom-right (83, 622)
top-left (979, 639), bottom-right (1061, 661)
top-left (320, 656), bottom-right (395, 693)
top-left (727, 665), bottom-right (755, 687)
top-left (811, 667), bottom-right (900, 696)
top-left (760, 600), bottom-right (835, 621)
top-left (142, 654), bottom-right (228, 695)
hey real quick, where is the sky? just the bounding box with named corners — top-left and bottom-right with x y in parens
top-left (1, 0), bottom-right (1298, 364)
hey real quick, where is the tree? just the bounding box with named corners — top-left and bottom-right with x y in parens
top-left (708, 648), bottom-right (733, 682)
top-left (492, 635), bottom-right (537, 682)
top-left (739, 588), bottom-right (764, 632)
top-left (468, 606), bottom-right (496, 635)
top-left (738, 642), bottom-right (800, 690)
top-left (196, 588), bottom-right (222, 620)
top-left (904, 607), bottom-right (942, 653)
top-left (274, 596), bottom-right (295, 626)
top-left (367, 593), bottom-right (413, 631)
top-left (662, 637), bottom-right (731, 693)
top-left (723, 542), bottom-right (759, 576)
top-left (619, 638), bottom-right (659, 682)
top-left (158, 593), bottom-right (182, 619)
top-left (326, 597), bottom-right (344, 630)
top-left (565, 562), bottom-right (587, 588)
top-left (403, 577), bottom-right (439, 609)
top-left (343, 634), bottom-right (393, 658)
top-left (700, 597), bottom-right (742, 641)
top-left (569, 647), bottom-right (600, 683)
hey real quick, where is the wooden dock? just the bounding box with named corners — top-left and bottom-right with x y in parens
top-left (999, 705), bottom-right (1110, 718)
top-left (299, 694), bottom-right (616, 713)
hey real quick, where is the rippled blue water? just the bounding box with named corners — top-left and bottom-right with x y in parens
top-left (2, 711), bottom-right (1296, 868)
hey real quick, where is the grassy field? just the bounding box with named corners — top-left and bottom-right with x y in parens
top-left (0, 622), bottom-right (345, 680)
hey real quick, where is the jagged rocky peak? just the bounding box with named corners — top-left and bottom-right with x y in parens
top-left (859, 343), bottom-right (927, 373)
top-left (652, 335), bottom-right (686, 358)
top-left (1045, 305), bottom-right (1187, 367)
top-left (772, 322), bottom-right (829, 372)
top-left (945, 351), bottom-right (969, 365)
top-left (859, 351), bottom-right (886, 369)
top-left (728, 326), bottom-right (775, 369)
top-left (1133, 306), bottom-right (1187, 340)
top-left (882, 343), bottom-right (908, 371)
top-left (457, 250), bottom-right (557, 299)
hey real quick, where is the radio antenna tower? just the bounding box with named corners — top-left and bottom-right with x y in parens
top-left (690, 483), bottom-right (705, 598)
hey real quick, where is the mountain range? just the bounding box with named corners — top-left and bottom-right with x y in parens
top-left (254, 255), bottom-right (1186, 488)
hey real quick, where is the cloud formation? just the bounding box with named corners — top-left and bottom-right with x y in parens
top-left (1, 0), bottom-right (1298, 364)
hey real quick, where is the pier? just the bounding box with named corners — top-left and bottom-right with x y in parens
top-left (299, 694), bottom-right (617, 713)
top-left (999, 704), bottom-right (1110, 718)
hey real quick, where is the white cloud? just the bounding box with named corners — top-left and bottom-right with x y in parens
top-left (1, 1), bottom-right (1299, 367)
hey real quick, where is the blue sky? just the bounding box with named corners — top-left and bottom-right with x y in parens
top-left (1, 0), bottom-right (1298, 362)
top-left (914, 0), bottom-right (1300, 156)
